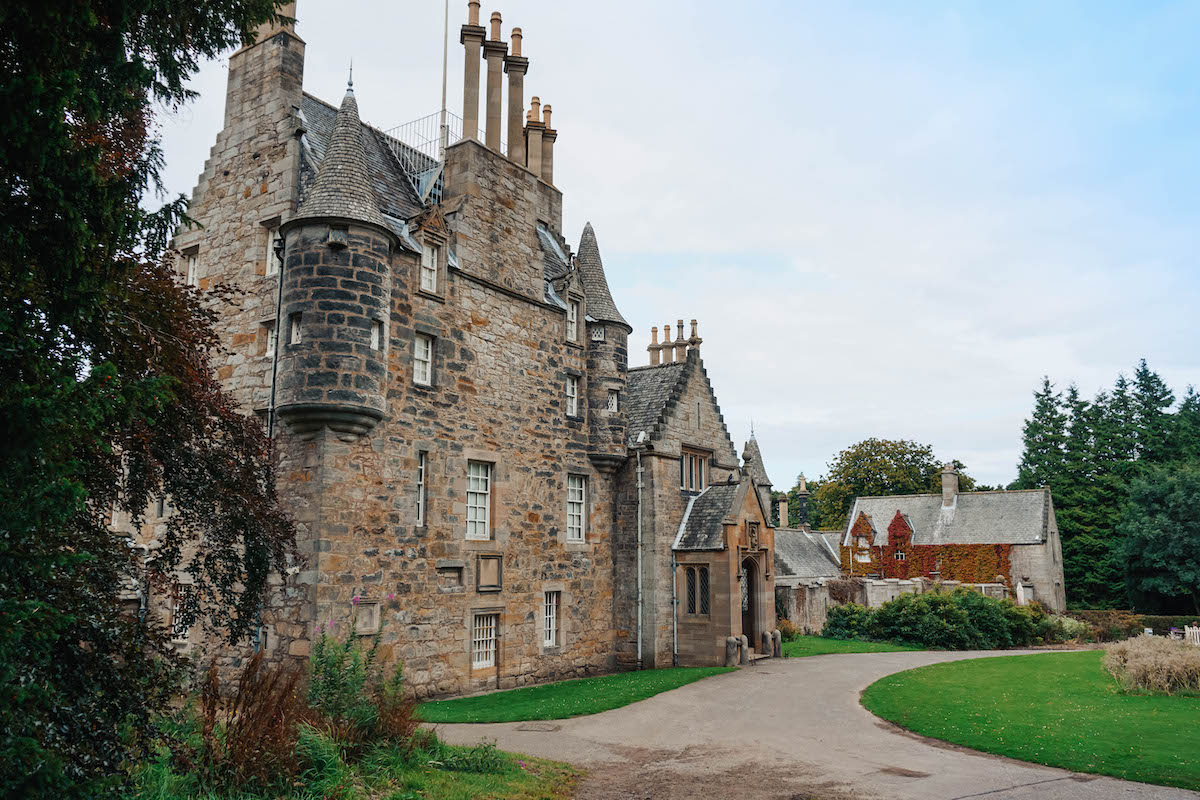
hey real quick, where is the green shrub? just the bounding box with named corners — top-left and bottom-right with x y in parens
top-left (777, 618), bottom-right (800, 642)
top-left (822, 603), bottom-right (875, 639)
top-left (430, 740), bottom-right (506, 774)
top-left (860, 589), bottom-right (1043, 650)
top-left (307, 610), bottom-right (414, 754)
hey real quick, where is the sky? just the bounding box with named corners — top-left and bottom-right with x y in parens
top-left (155, 0), bottom-right (1200, 489)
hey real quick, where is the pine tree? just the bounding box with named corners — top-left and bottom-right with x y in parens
top-left (1174, 386), bottom-right (1200, 463)
top-left (1132, 359), bottom-right (1175, 464)
top-left (1014, 377), bottom-right (1067, 490)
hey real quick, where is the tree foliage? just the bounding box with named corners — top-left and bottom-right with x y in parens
top-left (0, 1), bottom-right (293, 796)
top-left (1121, 465), bottom-right (1200, 615)
top-left (802, 438), bottom-right (975, 531)
top-left (1012, 361), bottom-right (1200, 611)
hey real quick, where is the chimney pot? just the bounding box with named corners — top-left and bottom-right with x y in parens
top-left (489, 11), bottom-right (502, 40)
top-left (648, 327), bottom-right (660, 366)
top-left (542, 104), bottom-right (552, 127)
top-left (468, 0), bottom-right (480, 26)
top-left (530, 96), bottom-right (541, 118)
top-left (674, 319), bottom-right (687, 361)
top-left (510, 26), bottom-right (522, 56)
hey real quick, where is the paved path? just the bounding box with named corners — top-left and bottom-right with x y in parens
top-left (437, 650), bottom-right (1199, 799)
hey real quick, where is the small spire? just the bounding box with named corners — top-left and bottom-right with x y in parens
top-left (348, 60), bottom-right (354, 93)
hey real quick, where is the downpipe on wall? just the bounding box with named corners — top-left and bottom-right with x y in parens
top-left (631, 433), bottom-right (648, 670)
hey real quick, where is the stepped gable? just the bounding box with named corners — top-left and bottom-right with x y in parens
top-left (575, 223), bottom-right (629, 328)
top-left (297, 91), bottom-right (422, 223)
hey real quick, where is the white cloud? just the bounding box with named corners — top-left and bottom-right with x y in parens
top-left (157, 0), bottom-right (1200, 488)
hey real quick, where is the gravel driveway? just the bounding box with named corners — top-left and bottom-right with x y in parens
top-left (436, 650), bottom-right (1200, 799)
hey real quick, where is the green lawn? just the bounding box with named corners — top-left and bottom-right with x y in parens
top-left (862, 651), bottom-right (1200, 791)
top-left (782, 635), bottom-right (922, 658)
top-left (418, 667), bottom-right (735, 723)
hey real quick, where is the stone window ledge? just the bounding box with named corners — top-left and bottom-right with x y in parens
top-left (415, 289), bottom-right (446, 305)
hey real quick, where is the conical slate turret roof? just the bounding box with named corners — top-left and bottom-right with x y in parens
top-left (575, 222), bottom-right (629, 329)
top-left (742, 434), bottom-right (773, 488)
top-left (293, 83), bottom-right (388, 229)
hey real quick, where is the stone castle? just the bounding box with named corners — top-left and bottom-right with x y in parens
top-left (150, 2), bottom-right (785, 696)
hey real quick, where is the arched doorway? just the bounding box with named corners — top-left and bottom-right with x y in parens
top-left (741, 556), bottom-right (757, 649)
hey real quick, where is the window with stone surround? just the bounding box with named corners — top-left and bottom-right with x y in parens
top-left (543, 591), bottom-right (560, 647)
top-left (262, 320), bottom-right (277, 357)
top-left (416, 451), bottom-right (427, 525)
top-left (680, 449), bottom-right (709, 492)
top-left (288, 312), bottom-right (302, 345)
top-left (591, 325), bottom-right (604, 342)
top-left (414, 333), bottom-right (433, 386)
top-left (466, 461), bottom-right (491, 540)
top-left (265, 225), bottom-right (280, 275)
top-left (566, 474), bottom-right (585, 542)
top-left (607, 389), bottom-right (619, 412)
top-left (567, 300), bottom-right (579, 341)
top-left (420, 242), bottom-right (439, 293)
top-left (566, 375), bottom-right (579, 416)
top-left (185, 252), bottom-right (199, 287)
top-left (472, 612), bottom-right (498, 668)
top-left (370, 319), bottom-right (384, 351)
top-left (170, 582), bottom-right (190, 642)
top-left (699, 567), bottom-right (710, 615)
top-left (686, 568), bottom-right (696, 614)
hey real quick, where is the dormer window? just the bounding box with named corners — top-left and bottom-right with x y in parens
top-left (567, 301), bottom-right (579, 341)
top-left (420, 243), bottom-right (439, 293)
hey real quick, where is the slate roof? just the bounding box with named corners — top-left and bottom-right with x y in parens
top-left (819, 531), bottom-right (842, 556)
top-left (575, 223), bottom-right (629, 329)
top-left (742, 435), bottom-right (772, 488)
top-left (774, 528), bottom-right (841, 582)
top-left (674, 482), bottom-right (741, 550)
top-left (624, 362), bottom-right (687, 441)
top-left (842, 490), bottom-right (1052, 547)
top-left (298, 92), bottom-right (423, 223)
top-left (537, 224), bottom-right (571, 281)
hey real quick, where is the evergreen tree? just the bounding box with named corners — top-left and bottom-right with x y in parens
top-left (1174, 386), bottom-right (1200, 463)
top-left (1121, 464), bottom-right (1200, 614)
top-left (1132, 359), bottom-right (1175, 463)
top-left (1013, 377), bottom-right (1067, 490)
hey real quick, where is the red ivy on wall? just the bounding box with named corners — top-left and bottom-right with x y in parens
top-left (841, 511), bottom-right (1012, 583)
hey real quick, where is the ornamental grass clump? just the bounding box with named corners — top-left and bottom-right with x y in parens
top-left (1103, 636), bottom-right (1200, 695)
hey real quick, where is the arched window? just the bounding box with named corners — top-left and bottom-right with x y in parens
top-left (699, 567), bottom-right (710, 615)
top-left (686, 567), bottom-right (697, 614)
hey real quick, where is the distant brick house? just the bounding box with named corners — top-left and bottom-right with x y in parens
top-left (840, 465), bottom-right (1066, 612)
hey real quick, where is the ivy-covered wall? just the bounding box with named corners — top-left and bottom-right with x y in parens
top-left (841, 510), bottom-right (1013, 584)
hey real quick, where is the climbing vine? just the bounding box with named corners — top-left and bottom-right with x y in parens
top-left (841, 511), bottom-right (1012, 584)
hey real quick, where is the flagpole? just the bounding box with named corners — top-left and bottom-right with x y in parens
top-left (439, 0), bottom-right (449, 160)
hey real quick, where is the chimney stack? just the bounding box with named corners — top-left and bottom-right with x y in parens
top-left (687, 319), bottom-right (702, 355)
top-left (460, 1), bottom-right (485, 141)
top-left (525, 97), bottom-right (544, 175)
top-left (483, 12), bottom-right (508, 152)
top-left (797, 474), bottom-right (810, 528)
top-left (648, 326), bottom-right (660, 366)
top-left (777, 497), bottom-right (789, 529)
top-left (941, 463), bottom-right (959, 507)
top-left (674, 320), bottom-right (687, 361)
top-left (504, 27), bottom-right (528, 165)
top-left (540, 103), bottom-right (556, 184)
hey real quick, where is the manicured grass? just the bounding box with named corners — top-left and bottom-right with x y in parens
top-left (418, 667), bottom-right (735, 723)
top-left (862, 651), bottom-right (1200, 791)
top-left (782, 635), bottom-right (922, 658)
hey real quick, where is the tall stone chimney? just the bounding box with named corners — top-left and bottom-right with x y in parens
top-left (673, 320), bottom-right (687, 362)
top-left (796, 473), bottom-right (810, 528)
top-left (525, 97), bottom-right (544, 175)
top-left (777, 497), bottom-right (789, 528)
top-left (648, 326), bottom-right (660, 366)
top-left (540, 104), bottom-right (556, 183)
top-left (941, 463), bottom-right (959, 507)
top-left (460, 1), bottom-right (485, 141)
top-left (483, 12), bottom-right (508, 152)
top-left (503, 27), bottom-right (528, 164)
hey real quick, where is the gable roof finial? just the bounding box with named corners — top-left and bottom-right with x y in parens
top-left (348, 59), bottom-right (354, 93)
